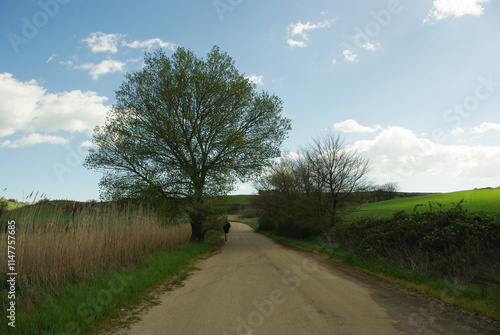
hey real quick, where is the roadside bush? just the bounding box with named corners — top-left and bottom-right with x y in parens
top-left (332, 203), bottom-right (500, 279)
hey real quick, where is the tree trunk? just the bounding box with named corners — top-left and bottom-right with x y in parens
top-left (188, 189), bottom-right (206, 243)
top-left (190, 218), bottom-right (205, 243)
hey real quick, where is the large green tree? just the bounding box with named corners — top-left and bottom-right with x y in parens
top-left (84, 46), bottom-right (291, 242)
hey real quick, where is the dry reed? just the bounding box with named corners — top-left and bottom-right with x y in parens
top-left (0, 202), bottom-right (191, 289)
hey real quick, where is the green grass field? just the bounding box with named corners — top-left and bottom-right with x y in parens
top-left (7, 201), bottom-right (25, 209)
top-left (347, 188), bottom-right (500, 220)
top-left (221, 194), bottom-right (257, 204)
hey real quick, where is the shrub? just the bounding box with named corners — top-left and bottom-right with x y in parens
top-left (255, 190), bottom-right (327, 238)
top-left (332, 203), bottom-right (500, 279)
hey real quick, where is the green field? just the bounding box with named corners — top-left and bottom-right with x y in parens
top-left (221, 194), bottom-right (257, 204)
top-left (4, 201), bottom-right (26, 210)
top-left (347, 188), bottom-right (500, 219)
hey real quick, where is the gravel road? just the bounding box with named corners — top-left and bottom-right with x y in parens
top-left (118, 222), bottom-right (499, 335)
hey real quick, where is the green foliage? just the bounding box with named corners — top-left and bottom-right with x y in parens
top-left (84, 46), bottom-right (290, 242)
top-left (333, 203), bottom-right (500, 279)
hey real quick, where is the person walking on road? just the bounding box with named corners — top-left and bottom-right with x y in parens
top-left (223, 220), bottom-right (231, 242)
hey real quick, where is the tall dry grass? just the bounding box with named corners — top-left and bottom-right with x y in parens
top-left (0, 202), bottom-right (191, 289)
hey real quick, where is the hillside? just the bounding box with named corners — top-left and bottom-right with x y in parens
top-left (346, 188), bottom-right (500, 219)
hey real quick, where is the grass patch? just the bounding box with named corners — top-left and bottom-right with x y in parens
top-left (247, 222), bottom-right (500, 321)
top-left (220, 195), bottom-right (256, 205)
top-left (347, 188), bottom-right (500, 220)
top-left (0, 232), bottom-right (221, 334)
top-left (237, 217), bottom-right (259, 230)
top-left (7, 201), bottom-right (25, 210)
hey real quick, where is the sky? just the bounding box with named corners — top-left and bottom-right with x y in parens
top-left (1, 0), bottom-right (500, 202)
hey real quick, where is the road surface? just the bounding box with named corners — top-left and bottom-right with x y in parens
top-left (117, 222), bottom-right (498, 335)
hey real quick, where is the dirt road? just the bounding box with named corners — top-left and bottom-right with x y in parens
top-left (118, 222), bottom-right (498, 334)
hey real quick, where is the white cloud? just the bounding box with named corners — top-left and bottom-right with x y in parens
top-left (2, 133), bottom-right (69, 148)
top-left (70, 34), bottom-right (176, 78)
top-left (81, 32), bottom-right (176, 53)
top-left (34, 90), bottom-right (109, 132)
top-left (59, 60), bottom-right (73, 67)
top-left (287, 18), bottom-right (336, 48)
top-left (287, 39), bottom-right (307, 48)
top-left (0, 73), bottom-right (109, 146)
top-left (246, 74), bottom-right (264, 86)
top-left (342, 49), bottom-right (358, 62)
top-left (80, 140), bottom-right (95, 148)
top-left (46, 54), bottom-right (57, 63)
top-left (82, 32), bottom-right (124, 53)
top-left (275, 151), bottom-right (302, 165)
top-left (471, 122), bottom-right (500, 133)
top-left (121, 38), bottom-right (176, 51)
top-left (450, 127), bottom-right (465, 136)
top-left (424, 0), bottom-right (489, 23)
top-left (76, 59), bottom-right (126, 80)
top-left (288, 19), bottom-right (336, 40)
top-left (334, 119), bottom-right (382, 133)
top-left (360, 41), bottom-right (380, 51)
top-left (0, 73), bottom-right (45, 137)
top-left (348, 125), bottom-right (500, 184)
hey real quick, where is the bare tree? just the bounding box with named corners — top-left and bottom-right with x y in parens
top-left (381, 182), bottom-right (399, 199)
top-left (256, 131), bottom-right (372, 235)
top-left (373, 182), bottom-right (400, 201)
top-left (302, 132), bottom-right (372, 227)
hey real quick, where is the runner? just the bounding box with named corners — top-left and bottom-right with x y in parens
top-left (223, 220), bottom-right (231, 242)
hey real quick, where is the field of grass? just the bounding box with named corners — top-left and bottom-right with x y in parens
top-left (220, 194), bottom-right (257, 204)
top-left (346, 188), bottom-right (500, 220)
top-left (7, 201), bottom-right (25, 210)
top-left (1, 201), bottom-right (192, 288)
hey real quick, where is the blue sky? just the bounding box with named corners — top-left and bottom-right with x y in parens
top-left (1, 0), bottom-right (499, 202)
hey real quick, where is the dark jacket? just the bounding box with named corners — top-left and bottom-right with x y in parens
top-left (223, 221), bottom-right (231, 233)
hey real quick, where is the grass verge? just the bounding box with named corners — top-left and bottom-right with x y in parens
top-left (242, 221), bottom-right (500, 322)
top-left (1, 232), bottom-right (222, 335)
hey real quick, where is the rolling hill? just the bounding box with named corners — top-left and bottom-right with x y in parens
top-left (346, 188), bottom-right (500, 219)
